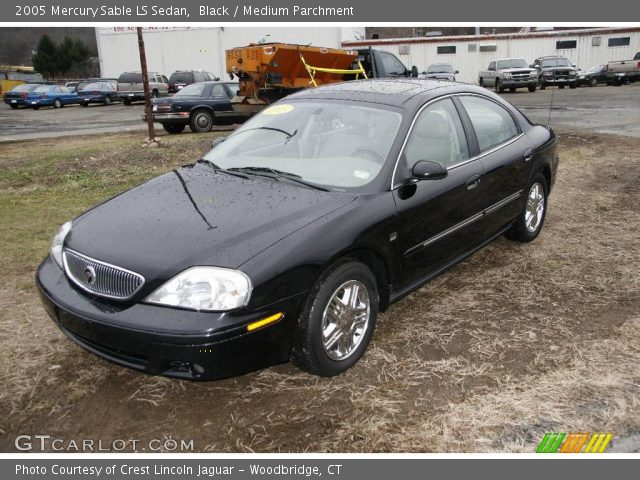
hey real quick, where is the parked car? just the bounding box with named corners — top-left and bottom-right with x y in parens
top-left (3, 83), bottom-right (41, 109)
top-left (422, 64), bottom-right (458, 81)
top-left (75, 78), bottom-right (117, 93)
top-left (117, 71), bottom-right (169, 104)
top-left (145, 81), bottom-right (246, 134)
top-left (532, 56), bottom-right (578, 89)
top-left (77, 81), bottom-right (120, 106)
top-left (577, 65), bottom-right (608, 87)
top-left (168, 70), bottom-right (219, 93)
top-left (37, 79), bottom-right (558, 380)
top-left (605, 52), bottom-right (640, 85)
top-left (478, 58), bottom-right (538, 92)
top-left (25, 84), bottom-right (80, 109)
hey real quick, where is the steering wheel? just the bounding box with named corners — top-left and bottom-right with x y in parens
top-left (354, 148), bottom-right (385, 163)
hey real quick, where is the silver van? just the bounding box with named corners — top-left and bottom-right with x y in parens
top-left (117, 71), bottom-right (169, 105)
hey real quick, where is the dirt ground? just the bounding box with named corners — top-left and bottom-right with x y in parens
top-left (0, 128), bottom-right (639, 453)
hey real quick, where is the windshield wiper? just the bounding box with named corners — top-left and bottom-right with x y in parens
top-left (227, 167), bottom-right (330, 191)
top-left (233, 126), bottom-right (298, 141)
top-left (196, 159), bottom-right (250, 179)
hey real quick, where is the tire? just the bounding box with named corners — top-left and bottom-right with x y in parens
top-left (539, 79), bottom-right (546, 90)
top-left (10, 104), bottom-right (18, 110)
top-left (569, 84), bottom-right (577, 89)
top-left (162, 123), bottom-right (186, 134)
top-left (495, 79), bottom-right (504, 93)
top-left (104, 95), bottom-right (111, 105)
top-left (53, 99), bottom-right (62, 108)
top-left (292, 260), bottom-right (379, 377)
top-left (479, 78), bottom-right (485, 87)
top-left (528, 85), bottom-right (537, 92)
top-left (123, 98), bottom-right (131, 105)
top-left (509, 87), bottom-right (516, 92)
top-left (559, 85), bottom-right (565, 89)
top-left (81, 102), bottom-right (88, 107)
top-left (32, 106), bottom-right (39, 110)
top-left (151, 90), bottom-right (159, 98)
top-left (189, 109), bottom-right (214, 133)
top-left (506, 173), bottom-right (548, 243)
top-left (590, 77), bottom-right (598, 87)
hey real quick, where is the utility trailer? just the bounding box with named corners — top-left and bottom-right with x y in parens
top-left (226, 43), bottom-right (415, 114)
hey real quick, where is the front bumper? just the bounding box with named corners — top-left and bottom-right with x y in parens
top-left (500, 78), bottom-right (538, 87)
top-left (36, 256), bottom-right (304, 380)
top-left (540, 76), bottom-right (577, 85)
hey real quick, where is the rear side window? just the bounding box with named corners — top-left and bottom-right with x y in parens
top-left (459, 96), bottom-right (519, 152)
top-left (403, 98), bottom-right (469, 169)
top-left (170, 72), bottom-right (194, 84)
top-left (118, 73), bottom-right (142, 83)
top-left (211, 84), bottom-right (228, 98)
top-left (12, 84), bottom-right (39, 92)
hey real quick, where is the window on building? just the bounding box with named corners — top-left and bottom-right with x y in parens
top-left (479, 44), bottom-right (497, 52)
top-left (468, 44), bottom-right (477, 52)
top-left (592, 36), bottom-right (602, 46)
top-left (398, 44), bottom-right (410, 55)
top-left (608, 37), bottom-right (631, 47)
top-left (437, 45), bottom-right (456, 55)
top-left (556, 40), bottom-right (577, 49)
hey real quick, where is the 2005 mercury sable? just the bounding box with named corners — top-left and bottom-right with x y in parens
top-left (37, 79), bottom-right (558, 380)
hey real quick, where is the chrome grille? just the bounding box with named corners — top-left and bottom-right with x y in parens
top-left (63, 249), bottom-right (145, 300)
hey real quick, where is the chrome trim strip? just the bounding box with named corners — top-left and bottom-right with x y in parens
top-left (404, 189), bottom-right (523, 256)
top-left (63, 248), bottom-right (145, 301)
top-left (391, 92), bottom-right (524, 189)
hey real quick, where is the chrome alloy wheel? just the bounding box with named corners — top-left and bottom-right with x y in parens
top-left (525, 182), bottom-right (545, 233)
top-left (321, 280), bottom-right (371, 361)
top-left (194, 112), bottom-right (212, 130)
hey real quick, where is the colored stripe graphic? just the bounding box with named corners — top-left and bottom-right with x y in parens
top-left (537, 433), bottom-right (613, 453)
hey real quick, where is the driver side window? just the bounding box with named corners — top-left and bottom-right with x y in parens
top-left (403, 98), bottom-right (469, 170)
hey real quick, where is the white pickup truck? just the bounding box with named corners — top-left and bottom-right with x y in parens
top-left (478, 58), bottom-right (539, 93)
top-left (606, 52), bottom-right (640, 85)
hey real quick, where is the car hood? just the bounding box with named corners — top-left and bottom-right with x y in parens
top-left (424, 73), bottom-right (454, 79)
top-left (65, 164), bottom-right (356, 285)
top-left (500, 67), bottom-right (536, 73)
top-left (541, 66), bottom-right (577, 72)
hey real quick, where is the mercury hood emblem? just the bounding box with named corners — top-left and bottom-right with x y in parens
top-left (83, 266), bottom-right (96, 285)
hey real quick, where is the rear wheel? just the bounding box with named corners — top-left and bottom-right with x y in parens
top-left (528, 85), bottom-right (537, 92)
top-left (590, 77), bottom-right (598, 87)
top-left (292, 261), bottom-right (379, 377)
top-left (495, 79), bottom-right (504, 93)
top-left (559, 85), bottom-right (565, 89)
top-left (509, 87), bottom-right (516, 92)
top-left (123, 98), bottom-right (131, 106)
top-left (104, 95), bottom-right (111, 105)
top-left (10, 104), bottom-right (18, 110)
top-left (569, 83), bottom-right (577, 89)
top-left (189, 109), bottom-right (214, 133)
top-left (151, 90), bottom-right (159, 98)
top-left (53, 99), bottom-right (62, 108)
top-left (81, 101), bottom-right (89, 107)
top-left (506, 173), bottom-right (548, 243)
top-left (162, 123), bottom-right (186, 134)
top-left (479, 78), bottom-right (485, 87)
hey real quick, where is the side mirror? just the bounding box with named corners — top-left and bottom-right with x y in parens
top-left (455, 70), bottom-right (460, 74)
top-left (211, 136), bottom-right (227, 149)
top-left (412, 160), bottom-right (448, 180)
top-left (534, 64), bottom-right (540, 69)
top-left (411, 66), bottom-right (419, 77)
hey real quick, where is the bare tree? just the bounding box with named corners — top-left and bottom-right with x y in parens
top-left (137, 27), bottom-right (156, 142)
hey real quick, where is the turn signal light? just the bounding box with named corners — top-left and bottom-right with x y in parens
top-left (246, 312), bottom-right (284, 332)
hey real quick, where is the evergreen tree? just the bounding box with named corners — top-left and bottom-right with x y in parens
top-left (31, 34), bottom-right (58, 78)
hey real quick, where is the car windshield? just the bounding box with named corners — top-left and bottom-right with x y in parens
top-left (427, 64), bottom-right (453, 73)
top-left (497, 59), bottom-right (527, 69)
top-left (170, 72), bottom-right (193, 83)
top-left (118, 73), bottom-right (142, 83)
top-left (34, 85), bottom-right (51, 93)
top-left (12, 84), bottom-right (39, 92)
top-left (175, 83), bottom-right (207, 96)
top-left (203, 101), bottom-right (403, 189)
top-left (586, 65), bottom-right (603, 73)
top-left (541, 58), bottom-right (571, 67)
top-left (81, 82), bottom-right (102, 90)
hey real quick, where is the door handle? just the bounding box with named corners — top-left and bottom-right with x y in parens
top-left (466, 174), bottom-right (481, 190)
top-left (524, 149), bottom-right (534, 162)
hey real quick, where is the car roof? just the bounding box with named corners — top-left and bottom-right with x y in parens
top-left (286, 78), bottom-right (477, 108)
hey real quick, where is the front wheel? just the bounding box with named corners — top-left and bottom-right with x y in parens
top-left (590, 77), bottom-right (598, 87)
top-left (292, 261), bottom-right (379, 377)
top-left (10, 104), bottom-right (18, 110)
top-left (53, 99), bottom-right (62, 108)
top-left (479, 78), bottom-right (485, 87)
top-left (506, 174), bottom-right (548, 243)
top-left (495, 79), bottom-right (504, 93)
top-left (189, 109), bottom-right (214, 133)
top-left (104, 95), bottom-right (111, 105)
top-left (528, 85), bottom-right (537, 92)
top-left (123, 98), bottom-right (131, 106)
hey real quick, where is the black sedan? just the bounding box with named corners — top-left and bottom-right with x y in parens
top-left (577, 64), bottom-right (608, 87)
top-left (147, 81), bottom-right (247, 134)
top-left (37, 79), bottom-right (558, 380)
top-left (77, 81), bottom-right (120, 106)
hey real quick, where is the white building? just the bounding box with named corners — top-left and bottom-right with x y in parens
top-left (342, 27), bottom-right (640, 84)
top-left (96, 27), bottom-right (366, 78)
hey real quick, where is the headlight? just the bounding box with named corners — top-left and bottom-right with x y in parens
top-left (529, 71), bottom-right (538, 77)
top-left (503, 73), bottom-right (512, 78)
top-left (50, 221), bottom-right (72, 269)
top-left (145, 267), bottom-right (252, 311)
top-left (543, 71), bottom-right (553, 77)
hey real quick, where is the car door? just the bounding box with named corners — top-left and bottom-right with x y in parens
top-left (392, 97), bottom-right (485, 290)
top-left (485, 62), bottom-right (497, 86)
top-left (456, 94), bottom-right (535, 237)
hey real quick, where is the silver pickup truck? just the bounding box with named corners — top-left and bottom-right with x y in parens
top-left (117, 71), bottom-right (169, 105)
top-left (478, 58), bottom-right (539, 93)
top-left (606, 52), bottom-right (640, 85)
